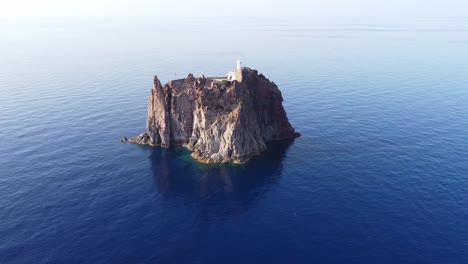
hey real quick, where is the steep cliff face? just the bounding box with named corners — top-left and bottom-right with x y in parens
top-left (129, 67), bottom-right (298, 163)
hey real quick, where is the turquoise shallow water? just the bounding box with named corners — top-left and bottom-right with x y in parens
top-left (1, 17), bottom-right (468, 263)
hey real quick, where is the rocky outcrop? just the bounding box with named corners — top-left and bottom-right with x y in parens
top-left (128, 67), bottom-right (299, 164)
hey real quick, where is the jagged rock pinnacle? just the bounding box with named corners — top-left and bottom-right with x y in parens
top-left (127, 67), bottom-right (299, 164)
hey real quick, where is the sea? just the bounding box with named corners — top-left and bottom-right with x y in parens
top-left (1, 16), bottom-right (468, 264)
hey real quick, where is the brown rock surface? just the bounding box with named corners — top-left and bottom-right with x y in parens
top-left (128, 67), bottom-right (299, 164)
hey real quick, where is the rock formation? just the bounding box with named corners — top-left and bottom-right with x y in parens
top-left (128, 67), bottom-right (299, 164)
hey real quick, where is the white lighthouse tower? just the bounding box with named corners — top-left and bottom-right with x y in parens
top-left (236, 59), bottom-right (242, 70)
top-left (227, 59), bottom-right (243, 81)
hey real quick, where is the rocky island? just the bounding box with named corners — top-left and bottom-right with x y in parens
top-left (124, 61), bottom-right (299, 164)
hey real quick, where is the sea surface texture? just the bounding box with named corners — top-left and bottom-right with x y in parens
top-left (1, 17), bottom-right (468, 264)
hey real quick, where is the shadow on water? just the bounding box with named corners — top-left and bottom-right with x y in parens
top-left (149, 140), bottom-right (294, 213)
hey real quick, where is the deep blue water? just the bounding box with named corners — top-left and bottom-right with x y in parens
top-left (1, 17), bottom-right (468, 263)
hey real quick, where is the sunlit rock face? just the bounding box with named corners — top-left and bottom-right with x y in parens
top-left (130, 67), bottom-right (298, 164)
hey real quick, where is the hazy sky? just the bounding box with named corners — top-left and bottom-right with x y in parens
top-left (1, 0), bottom-right (467, 18)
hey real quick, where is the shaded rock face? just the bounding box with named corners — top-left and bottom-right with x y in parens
top-left (131, 67), bottom-right (298, 164)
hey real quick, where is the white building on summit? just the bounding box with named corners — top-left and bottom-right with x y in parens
top-left (236, 59), bottom-right (242, 70)
top-left (227, 60), bottom-right (243, 81)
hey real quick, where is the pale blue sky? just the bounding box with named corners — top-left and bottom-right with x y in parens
top-left (1, 0), bottom-right (467, 18)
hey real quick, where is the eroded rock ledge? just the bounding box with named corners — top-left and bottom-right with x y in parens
top-left (125, 67), bottom-right (299, 164)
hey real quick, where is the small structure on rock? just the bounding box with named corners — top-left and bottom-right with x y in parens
top-left (227, 59), bottom-right (243, 81)
top-left (124, 62), bottom-right (299, 164)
